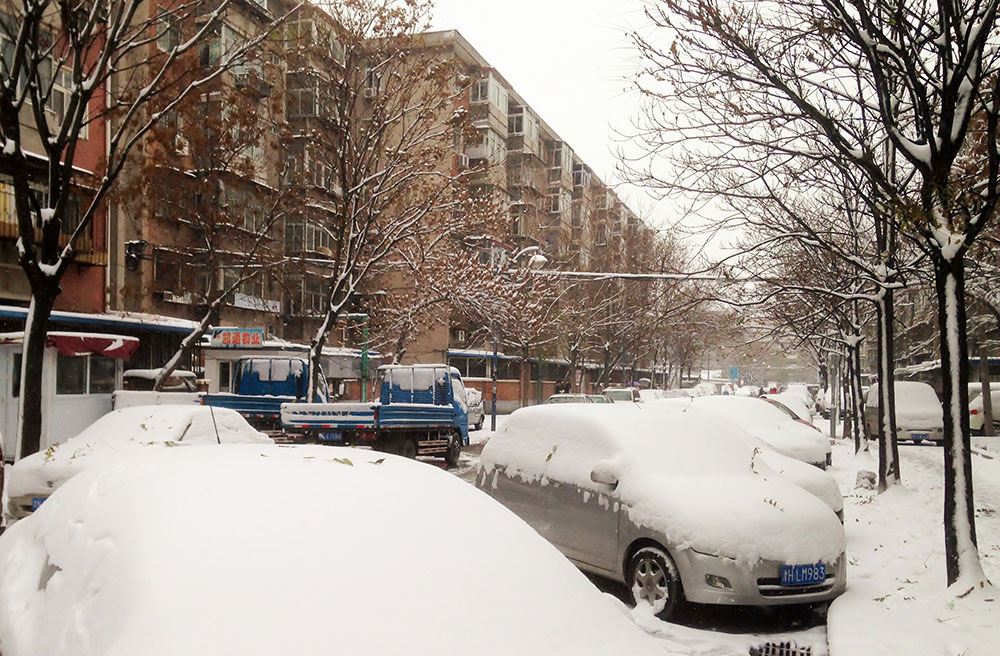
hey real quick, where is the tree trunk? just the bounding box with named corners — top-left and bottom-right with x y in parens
top-left (875, 289), bottom-right (900, 491)
top-left (18, 292), bottom-right (57, 458)
top-left (850, 339), bottom-right (867, 453)
top-left (153, 303), bottom-right (219, 391)
top-left (933, 256), bottom-right (986, 587)
top-left (980, 348), bottom-right (994, 437)
top-left (841, 355), bottom-right (852, 440)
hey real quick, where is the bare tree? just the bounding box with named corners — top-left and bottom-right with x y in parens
top-left (0, 0), bottom-right (289, 456)
top-left (630, 0), bottom-right (1000, 587)
top-left (116, 45), bottom-right (292, 389)
top-left (276, 0), bottom-right (473, 400)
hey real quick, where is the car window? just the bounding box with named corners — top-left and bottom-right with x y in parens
top-left (544, 429), bottom-right (619, 487)
top-left (451, 375), bottom-right (468, 412)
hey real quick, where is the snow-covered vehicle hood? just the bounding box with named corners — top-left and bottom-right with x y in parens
top-left (0, 445), bottom-right (662, 656)
top-left (8, 406), bottom-right (270, 499)
top-left (624, 472), bottom-right (845, 565)
top-left (750, 422), bottom-right (830, 466)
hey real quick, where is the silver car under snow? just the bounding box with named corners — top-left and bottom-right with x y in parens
top-left (476, 404), bottom-right (846, 619)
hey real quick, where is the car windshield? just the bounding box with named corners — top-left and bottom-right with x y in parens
top-left (546, 395), bottom-right (589, 403)
top-left (764, 398), bottom-right (799, 420)
top-left (603, 389), bottom-right (634, 401)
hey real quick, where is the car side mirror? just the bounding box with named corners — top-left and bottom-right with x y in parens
top-left (590, 460), bottom-right (619, 487)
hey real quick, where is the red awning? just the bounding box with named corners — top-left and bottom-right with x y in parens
top-left (46, 332), bottom-right (140, 360)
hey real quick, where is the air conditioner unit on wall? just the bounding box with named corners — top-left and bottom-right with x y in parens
top-left (458, 153), bottom-right (470, 168)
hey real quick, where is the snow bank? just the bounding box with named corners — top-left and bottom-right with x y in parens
top-left (0, 445), bottom-right (663, 656)
top-left (7, 406), bottom-right (270, 498)
top-left (482, 404), bottom-right (844, 565)
top-left (825, 441), bottom-right (999, 656)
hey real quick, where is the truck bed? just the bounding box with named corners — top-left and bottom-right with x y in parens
top-left (377, 403), bottom-right (457, 430)
top-left (202, 393), bottom-right (296, 421)
top-left (281, 402), bottom-right (377, 431)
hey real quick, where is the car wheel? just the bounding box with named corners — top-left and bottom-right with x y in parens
top-left (627, 546), bottom-right (683, 620)
top-left (475, 418), bottom-right (484, 431)
top-left (445, 433), bottom-right (461, 468)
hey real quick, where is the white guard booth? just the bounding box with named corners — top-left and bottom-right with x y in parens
top-left (0, 331), bottom-right (139, 461)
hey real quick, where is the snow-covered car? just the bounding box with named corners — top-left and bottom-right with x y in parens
top-left (467, 387), bottom-right (485, 430)
top-left (863, 381), bottom-right (944, 444)
top-left (968, 383), bottom-right (1000, 434)
top-left (477, 405), bottom-right (846, 619)
top-left (644, 402), bottom-right (843, 520)
top-left (602, 387), bottom-right (641, 403)
top-left (638, 389), bottom-right (664, 402)
top-left (545, 393), bottom-right (593, 404)
top-left (666, 396), bottom-right (831, 468)
top-left (735, 385), bottom-right (762, 397)
top-left (0, 445), bottom-right (663, 656)
top-left (4, 406), bottom-right (271, 522)
top-left (786, 383), bottom-right (817, 411)
top-left (766, 393), bottom-right (815, 424)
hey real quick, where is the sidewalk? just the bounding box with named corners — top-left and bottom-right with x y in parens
top-left (823, 429), bottom-right (999, 656)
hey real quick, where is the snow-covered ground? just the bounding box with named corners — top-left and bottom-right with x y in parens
top-left (824, 434), bottom-right (999, 656)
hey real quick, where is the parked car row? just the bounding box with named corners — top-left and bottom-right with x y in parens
top-left (1, 373), bottom-right (846, 649)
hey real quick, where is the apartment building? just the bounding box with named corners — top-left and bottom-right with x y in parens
top-left (0, 12), bottom-right (108, 315)
top-left (416, 31), bottom-right (658, 402)
top-left (110, 0), bottom-right (289, 358)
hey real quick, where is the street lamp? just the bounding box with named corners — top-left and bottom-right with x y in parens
top-left (490, 245), bottom-right (547, 431)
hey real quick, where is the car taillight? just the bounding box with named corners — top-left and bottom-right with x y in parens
top-left (971, 409), bottom-right (979, 415)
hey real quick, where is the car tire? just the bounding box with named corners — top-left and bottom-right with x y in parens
top-left (627, 546), bottom-right (683, 621)
top-left (445, 433), bottom-right (461, 468)
top-left (474, 418), bottom-right (484, 431)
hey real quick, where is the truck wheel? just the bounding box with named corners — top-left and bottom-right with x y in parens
top-left (445, 433), bottom-right (461, 468)
top-left (400, 438), bottom-right (418, 459)
top-left (627, 546), bottom-right (683, 621)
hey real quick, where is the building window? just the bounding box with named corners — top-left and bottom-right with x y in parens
top-left (470, 79), bottom-right (488, 103)
top-left (201, 23), bottom-right (238, 68)
top-left (89, 356), bottom-right (116, 394)
top-left (218, 360), bottom-right (232, 392)
top-left (55, 353), bottom-right (88, 395)
top-left (156, 8), bottom-right (180, 52)
top-left (287, 73), bottom-right (319, 118)
top-left (508, 113), bottom-right (523, 135)
top-left (10, 352), bottom-right (21, 398)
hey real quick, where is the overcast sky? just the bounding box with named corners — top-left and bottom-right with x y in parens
top-left (429, 1), bottom-right (677, 226)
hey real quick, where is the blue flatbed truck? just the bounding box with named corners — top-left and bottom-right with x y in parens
top-left (280, 364), bottom-right (470, 467)
top-left (200, 357), bottom-right (327, 431)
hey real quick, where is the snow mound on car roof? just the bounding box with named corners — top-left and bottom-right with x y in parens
top-left (662, 396), bottom-right (829, 464)
top-left (7, 406), bottom-right (270, 498)
top-left (0, 445), bottom-right (661, 656)
top-left (482, 404), bottom-right (844, 565)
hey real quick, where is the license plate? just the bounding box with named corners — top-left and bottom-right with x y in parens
top-left (319, 431), bottom-right (343, 442)
top-left (31, 496), bottom-right (47, 511)
top-left (912, 433), bottom-right (929, 441)
top-left (780, 563), bottom-right (826, 586)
